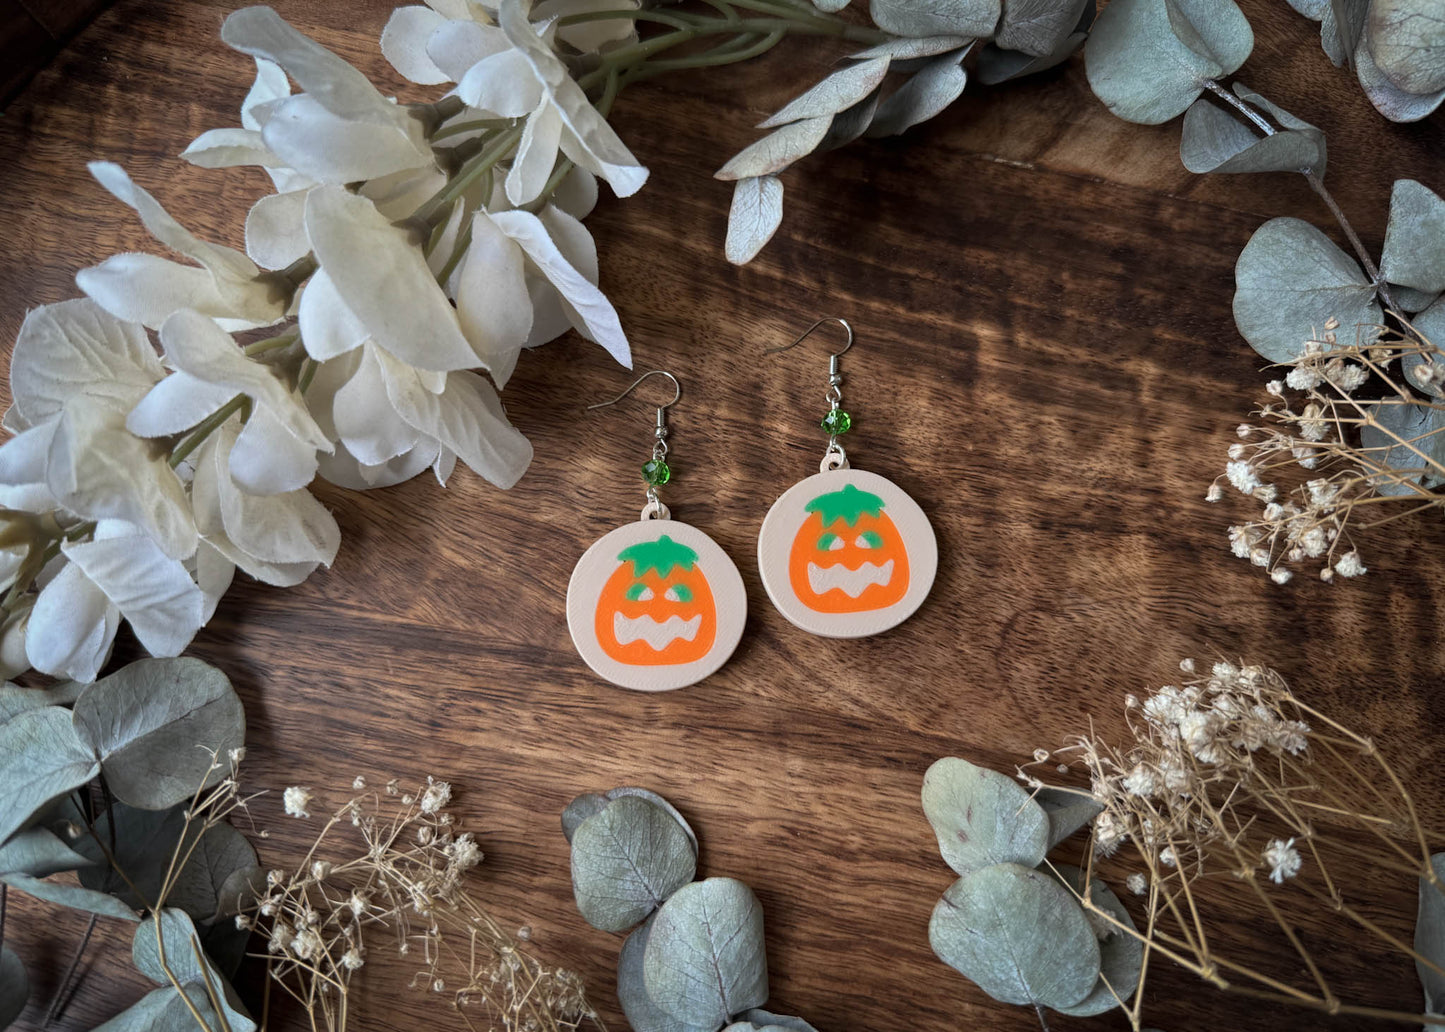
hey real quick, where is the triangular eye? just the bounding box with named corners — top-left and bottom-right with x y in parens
top-left (818, 532), bottom-right (844, 551)
top-left (625, 583), bottom-right (654, 601)
top-left (664, 584), bottom-right (694, 603)
top-left (855, 530), bottom-right (884, 549)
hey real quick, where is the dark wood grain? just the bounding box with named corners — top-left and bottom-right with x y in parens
top-left (2, 3), bottom-right (1444, 1031)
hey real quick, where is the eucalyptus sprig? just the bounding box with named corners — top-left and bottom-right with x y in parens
top-left (561, 787), bottom-right (819, 1032)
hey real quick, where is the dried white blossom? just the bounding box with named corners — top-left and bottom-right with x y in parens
top-left (1263, 837), bottom-right (1302, 883)
top-left (283, 786), bottom-right (314, 818)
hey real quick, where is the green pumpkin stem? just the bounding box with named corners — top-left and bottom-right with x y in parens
top-left (617, 534), bottom-right (699, 577)
top-left (804, 483), bottom-right (885, 527)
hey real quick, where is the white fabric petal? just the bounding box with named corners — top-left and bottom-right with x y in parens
top-left (534, 0), bottom-right (640, 52)
top-left (61, 533), bottom-right (205, 657)
top-left (433, 446), bottom-right (458, 485)
top-left (507, 102), bottom-right (564, 206)
top-left (551, 164), bottom-right (599, 220)
top-left (262, 94), bottom-right (433, 184)
top-left (159, 309), bottom-right (329, 451)
top-left (297, 269), bottom-right (369, 362)
top-left (455, 50), bottom-right (543, 116)
top-left (222, 7), bottom-right (405, 125)
top-left (428, 20), bottom-right (509, 81)
top-left (305, 186), bottom-right (480, 371)
top-left (77, 253), bottom-right (287, 332)
top-left (317, 438), bottom-right (439, 490)
top-left (228, 406), bottom-right (321, 495)
top-left (491, 208), bottom-right (630, 366)
top-left (126, 372), bottom-right (237, 438)
top-left (0, 420), bottom-right (60, 512)
top-left (180, 128), bottom-right (283, 169)
top-left (193, 541), bottom-right (235, 623)
top-left (245, 190), bottom-right (313, 271)
top-left (378, 353), bottom-right (532, 488)
top-left (26, 559), bottom-right (117, 682)
top-left (456, 212), bottom-right (531, 386)
top-left (300, 349), bottom-right (364, 440)
top-left (0, 599), bottom-right (33, 681)
top-left (498, 0), bottom-right (647, 197)
top-left (382, 6), bottom-right (451, 84)
top-left (10, 299), bottom-right (163, 425)
top-left (242, 57), bottom-right (290, 130)
top-left (46, 402), bottom-right (198, 560)
top-left (359, 165), bottom-right (448, 221)
top-left (333, 346), bottom-right (422, 465)
top-left (425, 199), bottom-right (467, 282)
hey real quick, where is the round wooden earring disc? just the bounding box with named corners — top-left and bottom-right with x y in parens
top-left (567, 519), bottom-right (746, 692)
top-left (757, 468), bottom-right (937, 639)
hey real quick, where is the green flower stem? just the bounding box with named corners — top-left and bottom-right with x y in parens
top-left (630, 28), bottom-right (786, 76)
top-left (435, 220), bottom-right (475, 284)
top-left (243, 330), bottom-right (299, 357)
top-left (431, 116), bottom-right (522, 142)
top-left (419, 125), bottom-right (525, 226)
top-left (170, 394), bottom-right (247, 469)
top-left (298, 357), bottom-right (318, 395)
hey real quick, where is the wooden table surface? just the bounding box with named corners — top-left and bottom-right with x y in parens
top-left (3, 2), bottom-right (1445, 1030)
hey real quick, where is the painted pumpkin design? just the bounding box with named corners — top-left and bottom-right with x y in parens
top-left (787, 483), bottom-right (909, 613)
top-left (595, 534), bottom-right (717, 666)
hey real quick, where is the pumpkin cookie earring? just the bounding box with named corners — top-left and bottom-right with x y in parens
top-left (757, 319), bottom-right (937, 638)
top-left (567, 371), bottom-right (747, 692)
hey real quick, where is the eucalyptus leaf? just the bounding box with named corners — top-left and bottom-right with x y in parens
top-left (867, 49), bottom-right (968, 136)
top-left (975, 32), bottom-right (1087, 83)
top-left (570, 795), bottom-right (696, 932)
top-left (868, 0), bottom-right (1000, 40)
top-left (929, 863), bottom-right (1101, 1008)
top-left (921, 757), bottom-right (1049, 876)
top-left (618, 915), bottom-right (718, 1032)
top-left (201, 916), bottom-right (253, 980)
top-left (604, 787), bottom-right (699, 857)
top-left (642, 877), bottom-right (767, 1029)
top-left (995, 0), bottom-right (1089, 56)
top-left (1404, 297), bottom-right (1445, 396)
top-left (1233, 217), bottom-right (1381, 362)
top-left (0, 826), bottom-right (93, 878)
top-left (715, 116), bottom-right (832, 181)
top-left (0, 705), bottom-right (99, 845)
top-left (0, 681), bottom-right (82, 724)
top-left (1286, 0), bottom-right (1328, 17)
top-left (738, 1010), bottom-right (820, 1032)
top-left (210, 864), bottom-right (267, 921)
top-left (1392, 285), bottom-right (1440, 314)
top-left (1320, 2), bottom-right (1349, 64)
top-left (92, 985), bottom-right (222, 1032)
top-left (1416, 853), bottom-right (1445, 1012)
top-left (1048, 864), bottom-right (1143, 1015)
top-left (1084, 0), bottom-right (1253, 124)
top-left (1359, 400), bottom-right (1445, 496)
top-left (1368, 0), bottom-right (1445, 93)
top-left (759, 57), bottom-right (890, 128)
top-left (726, 177), bottom-right (784, 267)
top-left (132, 909), bottom-right (254, 1031)
top-left (1330, 0), bottom-right (1370, 63)
top-left (1356, 33), bottom-right (1445, 121)
top-left (74, 801), bottom-right (257, 920)
top-left (561, 793), bottom-right (608, 844)
top-left (819, 88), bottom-right (883, 150)
top-left (851, 34), bottom-right (971, 58)
top-left (1381, 179), bottom-right (1445, 294)
top-left (0, 946), bottom-right (28, 1029)
top-left (1179, 92), bottom-right (1324, 175)
top-left (813, 0), bottom-right (850, 10)
top-left (71, 657), bottom-right (243, 810)
top-left (1034, 788), bottom-right (1103, 850)
top-left (0, 872), bottom-right (138, 920)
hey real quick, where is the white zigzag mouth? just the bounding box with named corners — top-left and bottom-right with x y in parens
top-left (808, 558), bottom-right (894, 598)
top-left (613, 611), bottom-right (702, 651)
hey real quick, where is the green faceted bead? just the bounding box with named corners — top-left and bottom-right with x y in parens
top-left (641, 458), bottom-right (671, 486)
top-left (820, 409), bottom-right (852, 435)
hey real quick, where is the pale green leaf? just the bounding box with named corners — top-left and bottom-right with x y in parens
top-left (867, 49), bottom-right (968, 136)
top-left (570, 796), bottom-right (696, 932)
top-left (715, 117), bottom-right (832, 180)
top-left (921, 757), bottom-right (1049, 876)
top-left (1048, 864), bottom-right (1143, 1015)
top-left (92, 985), bottom-right (223, 1032)
top-left (929, 863), bottom-right (1101, 1008)
top-left (1356, 33), bottom-right (1445, 121)
top-left (996, 0), bottom-right (1089, 56)
top-left (0, 706), bottom-right (99, 844)
top-left (851, 35), bottom-right (971, 58)
top-left (1180, 92), bottom-right (1324, 175)
top-left (1330, 0), bottom-right (1370, 61)
top-left (819, 89), bottom-right (883, 150)
top-left (0, 946), bottom-right (28, 1029)
top-left (561, 793), bottom-right (608, 844)
top-left (617, 915), bottom-right (718, 1032)
top-left (1034, 788), bottom-right (1103, 850)
top-left (72, 657), bottom-right (243, 810)
top-left (0, 681), bottom-right (83, 724)
top-left (1085, 0), bottom-right (1253, 124)
top-left (0, 872), bottom-right (138, 921)
top-left (1391, 284), bottom-right (1439, 313)
top-left (1403, 298), bottom-right (1445, 396)
top-left (868, 0), bottom-right (1000, 39)
top-left (642, 878), bottom-right (767, 1029)
top-left (975, 33), bottom-right (1088, 83)
top-left (1368, 0), bottom-right (1445, 94)
top-left (1416, 853), bottom-right (1445, 1012)
top-left (604, 787), bottom-right (699, 856)
top-left (1232, 217), bottom-right (1381, 362)
top-left (738, 1011), bottom-right (819, 1032)
top-left (1359, 400), bottom-right (1445, 497)
top-left (726, 177), bottom-right (785, 266)
top-left (759, 57), bottom-right (890, 128)
top-left (131, 910), bottom-right (254, 1031)
top-left (0, 827), bottom-right (93, 878)
top-left (1381, 179), bottom-right (1445, 294)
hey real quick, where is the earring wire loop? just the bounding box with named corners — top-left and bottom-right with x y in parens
top-left (585, 369), bottom-right (681, 412)
top-left (762, 317), bottom-right (854, 360)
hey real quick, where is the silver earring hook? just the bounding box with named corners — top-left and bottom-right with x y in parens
top-left (763, 317), bottom-right (854, 360)
top-left (585, 369), bottom-right (681, 412)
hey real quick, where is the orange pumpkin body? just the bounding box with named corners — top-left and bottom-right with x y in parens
top-left (787, 485), bottom-right (910, 613)
top-left (595, 535), bottom-right (717, 666)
